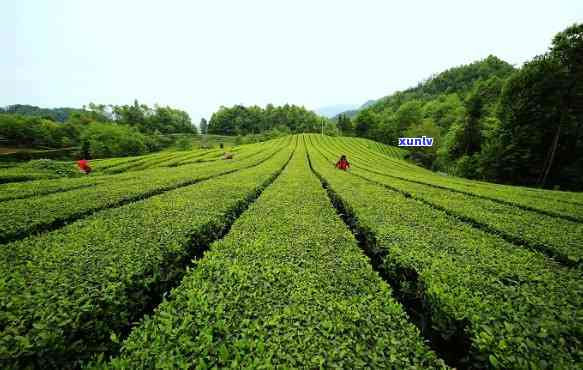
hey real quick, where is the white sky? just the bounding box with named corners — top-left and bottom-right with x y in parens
top-left (1, 0), bottom-right (582, 123)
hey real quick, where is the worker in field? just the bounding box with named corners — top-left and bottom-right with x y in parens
top-left (223, 151), bottom-right (234, 160)
top-left (335, 155), bottom-right (350, 170)
top-left (77, 158), bottom-right (92, 175)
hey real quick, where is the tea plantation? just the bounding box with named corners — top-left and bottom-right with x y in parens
top-left (0, 135), bottom-right (581, 369)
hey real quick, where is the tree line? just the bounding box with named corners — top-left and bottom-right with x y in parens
top-left (0, 100), bottom-right (197, 158)
top-left (207, 104), bottom-right (336, 136)
top-left (0, 105), bottom-right (82, 122)
top-left (339, 23), bottom-right (583, 190)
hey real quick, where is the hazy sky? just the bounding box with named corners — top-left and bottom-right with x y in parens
top-left (2, 1), bottom-right (582, 122)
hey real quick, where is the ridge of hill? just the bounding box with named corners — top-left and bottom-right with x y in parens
top-left (334, 55), bottom-right (514, 119)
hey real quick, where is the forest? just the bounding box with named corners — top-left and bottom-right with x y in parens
top-left (341, 23), bottom-right (583, 190)
top-left (0, 101), bottom-right (197, 158)
top-left (0, 105), bottom-right (82, 122)
top-left (207, 104), bottom-right (335, 136)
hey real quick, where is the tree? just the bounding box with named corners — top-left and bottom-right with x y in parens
top-left (108, 101), bottom-right (194, 134)
top-left (546, 23), bottom-right (583, 187)
top-left (353, 109), bottom-right (378, 138)
top-left (422, 94), bottom-right (465, 131)
top-left (482, 24), bottom-right (582, 190)
top-left (147, 105), bottom-right (196, 134)
top-left (2, 104), bottom-right (82, 122)
top-left (477, 24), bottom-right (583, 189)
top-left (494, 55), bottom-right (566, 186)
top-left (324, 119), bottom-right (339, 136)
top-left (207, 104), bottom-right (322, 135)
top-left (81, 139), bottom-right (91, 159)
top-left (404, 119), bottom-right (441, 168)
top-left (0, 114), bottom-right (74, 148)
top-left (0, 101), bottom-right (193, 156)
top-left (81, 123), bottom-right (147, 158)
top-left (393, 100), bottom-right (423, 132)
top-left (199, 118), bottom-right (208, 135)
top-left (175, 136), bottom-right (193, 151)
top-left (112, 99), bottom-right (148, 126)
top-left (336, 114), bottom-right (353, 136)
top-left (459, 89), bottom-right (484, 156)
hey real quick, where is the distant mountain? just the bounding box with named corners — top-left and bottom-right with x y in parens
top-left (332, 100), bottom-right (377, 120)
top-left (315, 104), bottom-right (359, 118)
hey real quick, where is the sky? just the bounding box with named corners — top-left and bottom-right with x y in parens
top-left (1, 0), bottom-right (582, 123)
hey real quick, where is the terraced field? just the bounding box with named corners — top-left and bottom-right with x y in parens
top-left (0, 135), bottom-right (581, 369)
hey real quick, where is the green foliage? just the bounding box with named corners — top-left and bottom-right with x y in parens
top-left (353, 109), bottom-right (379, 138)
top-left (24, 159), bottom-right (80, 177)
top-left (442, 116), bottom-right (481, 161)
top-left (0, 143), bottom-right (294, 368)
top-left (208, 104), bottom-right (324, 135)
top-left (484, 23), bottom-right (583, 190)
top-left (106, 142), bottom-right (445, 369)
top-left (80, 139), bottom-right (91, 158)
top-left (366, 55), bottom-right (514, 117)
top-left (112, 100), bottom-right (196, 134)
top-left (199, 117), bottom-right (208, 134)
top-left (414, 55), bottom-right (515, 96)
top-left (352, 55), bottom-right (514, 153)
top-left (336, 113), bottom-right (353, 135)
top-left (404, 119), bottom-right (441, 168)
top-left (327, 135), bottom-right (583, 216)
top-left (0, 159), bottom-right (83, 183)
top-left (492, 55), bottom-right (568, 186)
top-left (0, 114), bottom-right (79, 148)
top-left (317, 134), bottom-right (583, 263)
top-left (422, 94), bottom-right (465, 130)
top-left (0, 135), bottom-right (582, 368)
top-left (453, 154), bottom-right (481, 179)
top-left (0, 139), bottom-right (288, 243)
top-left (174, 136), bottom-right (193, 151)
top-left (1, 104), bottom-right (82, 122)
top-left (308, 134), bottom-right (583, 368)
top-left (394, 100), bottom-right (424, 130)
top-left (348, 24), bottom-right (583, 190)
top-left (0, 101), bottom-right (195, 161)
top-left (67, 103), bottom-right (112, 125)
top-left (230, 126), bottom-right (291, 145)
top-left (81, 123), bottom-right (147, 158)
top-left (0, 147), bottom-right (80, 163)
top-left (233, 135), bottom-right (243, 146)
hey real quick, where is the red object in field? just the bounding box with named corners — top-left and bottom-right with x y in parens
top-left (336, 159), bottom-right (350, 170)
top-left (77, 159), bottom-right (91, 174)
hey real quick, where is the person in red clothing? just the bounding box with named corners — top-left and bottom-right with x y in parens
top-left (335, 155), bottom-right (350, 170)
top-left (77, 158), bottom-right (92, 175)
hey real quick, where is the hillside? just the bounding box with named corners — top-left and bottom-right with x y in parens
top-left (0, 104), bottom-right (83, 122)
top-left (333, 99), bottom-right (377, 120)
top-left (0, 134), bottom-right (581, 369)
top-left (333, 24), bottom-right (583, 193)
top-left (335, 55), bottom-right (514, 119)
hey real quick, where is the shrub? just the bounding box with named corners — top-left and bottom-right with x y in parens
top-left (454, 154), bottom-right (481, 179)
top-left (24, 159), bottom-right (79, 177)
top-left (175, 136), bottom-right (193, 151)
top-left (81, 123), bottom-right (147, 158)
